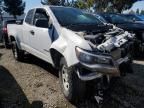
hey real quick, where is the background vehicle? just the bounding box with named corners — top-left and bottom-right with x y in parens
top-left (122, 14), bottom-right (144, 24)
top-left (1, 20), bottom-right (16, 48)
top-left (94, 14), bottom-right (107, 23)
top-left (138, 15), bottom-right (144, 21)
top-left (99, 13), bottom-right (144, 53)
top-left (0, 20), bottom-right (2, 42)
top-left (7, 6), bottom-right (135, 103)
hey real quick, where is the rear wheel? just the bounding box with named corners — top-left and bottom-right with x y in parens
top-left (11, 41), bottom-right (24, 61)
top-left (59, 58), bottom-right (86, 103)
top-left (2, 36), bottom-right (9, 49)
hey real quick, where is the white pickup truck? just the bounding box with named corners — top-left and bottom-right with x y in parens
top-left (7, 6), bottom-right (135, 103)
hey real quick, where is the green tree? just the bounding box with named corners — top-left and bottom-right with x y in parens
top-left (0, 0), bottom-right (2, 13)
top-left (94, 0), bottom-right (109, 12)
top-left (0, 0), bottom-right (2, 11)
top-left (136, 8), bottom-right (140, 14)
top-left (110, 0), bottom-right (136, 13)
top-left (74, 0), bottom-right (87, 9)
top-left (94, 0), bottom-right (136, 13)
top-left (41, 0), bottom-right (48, 5)
top-left (87, 0), bottom-right (94, 9)
top-left (41, 0), bottom-right (62, 5)
top-left (0, 0), bottom-right (3, 20)
top-left (73, 0), bottom-right (94, 10)
top-left (129, 10), bottom-right (135, 14)
top-left (141, 10), bottom-right (144, 15)
top-left (3, 0), bottom-right (25, 19)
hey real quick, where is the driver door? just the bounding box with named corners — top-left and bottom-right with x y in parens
top-left (30, 8), bottom-right (53, 63)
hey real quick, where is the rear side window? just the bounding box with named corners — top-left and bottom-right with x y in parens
top-left (25, 9), bottom-right (35, 24)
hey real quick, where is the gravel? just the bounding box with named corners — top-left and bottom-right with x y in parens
top-left (0, 44), bottom-right (144, 108)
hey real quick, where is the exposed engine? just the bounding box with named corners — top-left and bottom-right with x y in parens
top-left (77, 26), bottom-right (135, 60)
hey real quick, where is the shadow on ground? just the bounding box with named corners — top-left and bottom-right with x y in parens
top-left (102, 62), bottom-right (144, 108)
top-left (0, 53), bottom-right (2, 59)
top-left (0, 66), bottom-right (43, 108)
top-left (22, 54), bottom-right (100, 107)
top-left (0, 44), bottom-right (5, 49)
top-left (22, 54), bottom-right (59, 77)
top-left (16, 54), bottom-right (144, 108)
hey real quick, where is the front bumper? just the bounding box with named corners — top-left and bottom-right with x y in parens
top-left (76, 56), bottom-right (130, 81)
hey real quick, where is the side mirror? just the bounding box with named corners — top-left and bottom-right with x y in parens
top-left (35, 19), bottom-right (48, 28)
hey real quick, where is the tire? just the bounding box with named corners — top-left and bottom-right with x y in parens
top-left (11, 41), bottom-right (24, 61)
top-left (2, 36), bottom-right (10, 49)
top-left (59, 58), bottom-right (86, 103)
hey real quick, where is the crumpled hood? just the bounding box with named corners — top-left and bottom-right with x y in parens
top-left (61, 28), bottom-right (92, 50)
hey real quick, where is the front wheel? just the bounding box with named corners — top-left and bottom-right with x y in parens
top-left (11, 41), bottom-right (24, 61)
top-left (59, 58), bottom-right (86, 103)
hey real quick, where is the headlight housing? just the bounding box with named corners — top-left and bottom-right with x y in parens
top-left (75, 47), bottom-right (113, 65)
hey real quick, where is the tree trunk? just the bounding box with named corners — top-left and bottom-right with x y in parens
top-left (66, 0), bottom-right (69, 5)
top-left (61, 0), bottom-right (65, 6)
top-left (0, 13), bottom-right (3, 21)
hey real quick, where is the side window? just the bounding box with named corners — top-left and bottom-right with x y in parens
top-left (25, 9), bottom-right (35, 24)
top-left (33, 9), bottom-right (49, 28)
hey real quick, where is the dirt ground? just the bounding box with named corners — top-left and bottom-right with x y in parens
top-left (0, 44), bottom-right (144, 108)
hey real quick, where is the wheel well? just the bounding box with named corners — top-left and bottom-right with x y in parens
top-left (50, 49), bottom-right (63, 69)
top-left (10, 36), bottom-right (15, 42)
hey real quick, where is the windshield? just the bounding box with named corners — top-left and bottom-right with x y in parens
top-left (50, 7), bottom-right (104, 27)
top-left (110, 14), bottom-right (132, 24)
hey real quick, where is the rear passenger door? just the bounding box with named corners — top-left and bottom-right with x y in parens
top-left (23, 9), bottom-right (35, 46)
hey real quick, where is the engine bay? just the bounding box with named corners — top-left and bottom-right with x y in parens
top-left (76, 26), bottom-right (135, 60)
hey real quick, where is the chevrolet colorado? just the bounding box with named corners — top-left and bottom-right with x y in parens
top-left (7, 6), bottom-right (135, 103)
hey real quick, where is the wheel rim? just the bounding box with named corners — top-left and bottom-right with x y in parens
top-left (61, 65), bottom-right (69, 92)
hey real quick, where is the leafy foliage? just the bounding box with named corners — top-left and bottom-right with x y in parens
top-left (72, 0), bottom-right (94, 9)
top-left (129, 10), bottom-right (135, 14)
top-left (94, 0), bottom-right (136, 13)
top-left (87, 0), bottom-right (94, 8)
top-left (0, 0), bottom-right (3, 20)
top-left (141, 10), bottom-right (144, 15)
top-left (136, 8), bottom-right (140, 14)
top-left (74, 0), bottom-right (87, 9)
top-left (0, 0), bottom-right (3, 12)
top-left (94, 0), bottom-right (109, 12)
top-left (3, 0), bottom-right (25, 19)
top-left (43, 0), bottom-right (94, 8)
top-left (41, 0), bottom-right (62, 5)
top-left (42, 0), bottom-right (137, 13)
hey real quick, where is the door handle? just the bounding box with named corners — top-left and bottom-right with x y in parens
top-left (30, 30), bottom-right (35, 35)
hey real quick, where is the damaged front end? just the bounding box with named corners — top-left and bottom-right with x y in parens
top-left (75, 26), bottom-right (135, 81)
